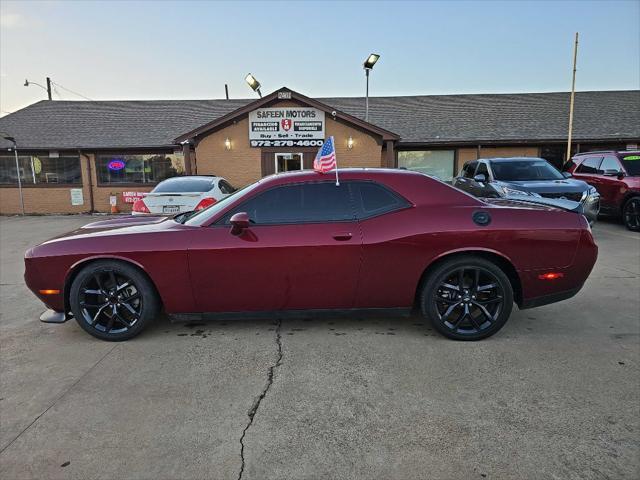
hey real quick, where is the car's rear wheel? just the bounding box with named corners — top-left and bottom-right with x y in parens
top-left (622, 197), bottom-right (640, 232)
top-left (69, 260), bottom-right (159, 341)
top-left (420, 257), bottom-right (513, 341)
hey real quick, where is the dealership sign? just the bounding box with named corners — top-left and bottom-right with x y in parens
top-left (122, 191), bottom-right (147, 204)
top-left (248, 107), bottom-right (325, 147)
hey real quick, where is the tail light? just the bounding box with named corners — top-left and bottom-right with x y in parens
top-left (195, 197), bottom-right (216, 210)
top-left (132, 199), bottom-right (150, 213)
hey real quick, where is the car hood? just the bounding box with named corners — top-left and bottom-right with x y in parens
top-left (497, 178), bottom-right (588, 193)
top-left (41, 215), bottom-right (180, 245)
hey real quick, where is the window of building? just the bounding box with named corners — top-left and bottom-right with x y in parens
top-left (0, 154), bottom-right (81, 185)
top-left (397, 150), bottom-right (455, 182)
top-left (576, 156), bottom-right (603, 174)
top-left (220, 182), bottom-right (354, 225)
top-left (96, 153), bottom-right (185, 185)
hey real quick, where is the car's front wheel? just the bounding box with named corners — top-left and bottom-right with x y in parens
top-left (69, 260), bottom-right (160, 341)
top-left (622, 197), bottom-right (640, 232)
top-left (420, 256), bottom-right (514, 340)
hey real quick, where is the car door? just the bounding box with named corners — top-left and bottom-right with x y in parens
top-left (453, 161), bottom-right (478, 194)
top-left (572, 155), bottom-right (604, 193)
top-left (187, 181), bottom-right (362, 313)
top-left (595, 155), bottom-right (625, 210)
top-left (472, 161), bottom-right (494, 197)
top-left (348, 181), bottom-right (418, 309)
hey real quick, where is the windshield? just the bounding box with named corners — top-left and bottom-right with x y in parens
top-left (490, 159), bottom-right (564, 181)
top-left (182, 181), bottom-right (261, 226)
top-left (152, 177), bottom-right (215, 193)
top-left (621, 154), bottom-right (640, 176)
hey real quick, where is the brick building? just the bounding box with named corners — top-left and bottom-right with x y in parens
top-left (1, 87), bottom-right (638, 214)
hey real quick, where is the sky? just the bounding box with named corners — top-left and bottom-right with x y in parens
top-left (0, 0), bottom-right (639, 116)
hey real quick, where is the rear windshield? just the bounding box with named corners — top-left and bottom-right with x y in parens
top-left (621, 154), bottom-right (640, 176)
top-left (152, 177), bottom-right (215, 193)
top-left (490, 159), bottom-right (564, 181)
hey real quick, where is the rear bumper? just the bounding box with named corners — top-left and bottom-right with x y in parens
top-left (520, 285), bottom-right (583, 309)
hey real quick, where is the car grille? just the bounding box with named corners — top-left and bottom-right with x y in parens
top-left (539, 192), bottom-right (584, 202)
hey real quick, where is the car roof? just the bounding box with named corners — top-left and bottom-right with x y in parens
top-left (479, 157), bottom-right (548, 162)
top-left (158, 175), bottom-right (219, 182)
top-left (574, 150), bottom-right (640, 156)
top-left (263, 167), bottom-right (427, 183)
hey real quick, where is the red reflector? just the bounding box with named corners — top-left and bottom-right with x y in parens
top-left (538, 272), bottom-right (564, 280)
top-left (195, 197), bottom-right (216, 210)
top-left (132, 199), bottom-right (150, 213)
top-left (39, 289), bottom-right (60, 295)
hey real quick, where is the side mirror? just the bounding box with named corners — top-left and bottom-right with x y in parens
top-left (562, 171), bottom-right (572, 178)
top-left (229, 212), bottom-right (250, 235)
top-left (473, 173), bottom-right (487, 183)
top-left (602, 169), bottom-right (622, 177)
top-left (617, 171), bottom-right (625, 180)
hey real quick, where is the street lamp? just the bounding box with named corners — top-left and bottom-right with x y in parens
top-left (244, 73), bottom-right (262, 98)
top-left (0, 133), bottom-right (25, 215)
top-left (363, 53), bottom-right (380, 122)
top-left (24, 77), bottom-right (52, 100)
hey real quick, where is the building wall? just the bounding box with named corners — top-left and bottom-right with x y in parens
top-left (0, 153), bottom-right (92, 214)
top-left (194, 103), bottom-right (383, 187)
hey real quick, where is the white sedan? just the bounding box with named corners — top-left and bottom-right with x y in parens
top-left (132, 176), bottom-right (235, 215)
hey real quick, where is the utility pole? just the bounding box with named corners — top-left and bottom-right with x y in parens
top-left (225, 84), bottom-right (229, 100)
top-left (46, 77), bottom-right (52, 100)
top-left (566, 32), bottom-right (579, 162)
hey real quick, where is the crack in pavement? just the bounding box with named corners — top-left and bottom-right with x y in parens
top-left (237, 319), bottom-right (283, 480)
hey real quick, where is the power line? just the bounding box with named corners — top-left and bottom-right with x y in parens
top-left (51, 81), bottom-right (93, 101)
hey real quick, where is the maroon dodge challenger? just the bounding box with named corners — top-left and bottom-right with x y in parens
top-left (25, 169), bottom-right (597, 341)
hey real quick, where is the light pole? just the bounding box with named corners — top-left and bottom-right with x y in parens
top-left (24, 77), bottom-right (52, 100)
top-left (0, 133), bottom-right (25, 215)
top-left (363, 53), bottom-right (380, 122)
top-left (245, 74), bottom-right (262, 98)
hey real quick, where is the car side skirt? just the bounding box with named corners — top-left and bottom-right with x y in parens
top-left (169, 307), bottom-right (412, 323)
top-left (519, 285), bottom-right (583, 309)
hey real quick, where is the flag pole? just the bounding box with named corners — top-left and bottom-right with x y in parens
top-left (566, 32), bottom-right (579, 163)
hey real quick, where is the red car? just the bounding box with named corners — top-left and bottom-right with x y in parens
top-left (565, 151), bottom-right (640, 231)
top-left (25, 169), bottom-right (597, 341)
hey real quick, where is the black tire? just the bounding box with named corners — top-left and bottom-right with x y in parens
top-left (69, 260), bottom-right (160, 341)
top-left (622, 197), bottom-right (640, 232)
top-left (420, 256), bottom-right (514, 341)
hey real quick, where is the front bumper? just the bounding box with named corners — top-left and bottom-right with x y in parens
top-left (582, 193), bottom-right (601, 224)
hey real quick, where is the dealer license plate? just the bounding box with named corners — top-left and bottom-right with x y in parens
top-left (163, 205), bottom-right (180, 214)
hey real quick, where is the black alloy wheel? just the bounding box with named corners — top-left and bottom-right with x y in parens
top-left (421, 257), bottom-right (513, 340)
top-left (622, 197), bottom-right (640, 232)
top-left (70, 261), bottom-right (159, 341)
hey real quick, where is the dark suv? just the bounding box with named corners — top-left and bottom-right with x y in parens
top-left (453, 157), bottom-right (600, 224)
top-left (565, 151), bottom-right (640, 231)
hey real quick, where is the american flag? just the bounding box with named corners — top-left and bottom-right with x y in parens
top-left (313, 136), bottom-right (337, 173)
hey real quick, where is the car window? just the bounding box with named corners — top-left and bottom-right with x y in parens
top-left (576, 156), bottom-right (603, 174)
top-left (218, 182), bottom-right (354, 225)
top-left (621, 154), bottom-right (640, 176)
top-left (462, 161), bottom-right (478, 178)
top-left (489, 159), bottom-right (564, 181)
top-left (475, 162), bottom-right (489, 178)
top-left (599, 156), bottom-right (621, 173)
top-left (351, 181), bottom-right (410, 219)
top-left (218, 179), bottom-right (235, 194)
top-left (152, 177), bottom-right (215, 193)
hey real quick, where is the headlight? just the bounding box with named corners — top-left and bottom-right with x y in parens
top-left (500, 186), bottom-right (541, 197)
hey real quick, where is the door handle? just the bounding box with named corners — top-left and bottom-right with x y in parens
top-left (332, 232), bottom-right (352, 241)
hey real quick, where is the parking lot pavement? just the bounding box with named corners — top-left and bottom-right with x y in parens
top-left (0, 215), bottom-right (638, 480)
